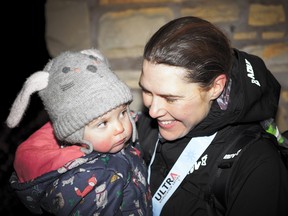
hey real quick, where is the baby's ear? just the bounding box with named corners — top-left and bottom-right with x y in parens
top-left (129, 110), bottom-right (140, 123)
top-left (6, 71), bottom-right (49, 128)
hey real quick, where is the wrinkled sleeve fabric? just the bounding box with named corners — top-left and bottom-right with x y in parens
top-left (226, 139), bottom-right (288, 216)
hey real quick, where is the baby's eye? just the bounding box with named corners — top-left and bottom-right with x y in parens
top-left (97, 121), bottom-right (107, 128)
top-left (120, 109), bottom-right (128, 117)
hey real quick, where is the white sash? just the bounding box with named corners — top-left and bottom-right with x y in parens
top-left (148, 133), bottom-right (217, 216)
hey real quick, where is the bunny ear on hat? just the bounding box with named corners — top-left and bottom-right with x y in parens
top-left (6, 71), bottom-right (49, 128)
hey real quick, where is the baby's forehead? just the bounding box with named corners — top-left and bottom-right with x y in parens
top-left (88, 104), bottom-right (128, 122)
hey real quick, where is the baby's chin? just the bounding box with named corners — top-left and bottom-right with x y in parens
top-left (109, 142), bottom-right (127, 154)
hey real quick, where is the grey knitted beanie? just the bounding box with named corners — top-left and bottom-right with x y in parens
top-left (6, 49), bottom-right (134, 154)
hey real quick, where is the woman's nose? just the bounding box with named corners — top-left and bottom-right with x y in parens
top-left (148, 97), bottom-right (165, 118)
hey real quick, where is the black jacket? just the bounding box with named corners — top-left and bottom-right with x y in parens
top-left (137, 49), bottom-right (288, 216)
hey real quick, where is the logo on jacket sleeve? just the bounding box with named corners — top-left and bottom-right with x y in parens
top-left (245, 59), bottom-right (261, 87)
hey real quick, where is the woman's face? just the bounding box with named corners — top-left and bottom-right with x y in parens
top-left (83, 105), bottom-right (132, 153)
top-left (139, 60), bottom-right (216, 141)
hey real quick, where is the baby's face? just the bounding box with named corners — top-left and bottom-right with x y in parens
top-left (83, 104), bottom-right (132, 153)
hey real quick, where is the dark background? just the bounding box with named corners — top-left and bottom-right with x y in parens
top-left (1, 1), bottom-right (50, 215)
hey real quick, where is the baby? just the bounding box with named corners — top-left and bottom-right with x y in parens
top-left (6, 49), bottom-right (152, 215)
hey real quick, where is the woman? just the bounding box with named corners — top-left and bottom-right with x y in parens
top-left (137, 16), bottom-right (288, 216)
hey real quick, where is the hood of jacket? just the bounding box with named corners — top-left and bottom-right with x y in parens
top-left (189, 48), bottom-right (281, 137)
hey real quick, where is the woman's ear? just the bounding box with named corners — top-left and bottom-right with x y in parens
top-left (210, 74), bottom-right (227, 100)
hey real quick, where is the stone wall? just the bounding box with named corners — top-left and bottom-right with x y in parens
top-left (45, 0), bottom-right (288, 131)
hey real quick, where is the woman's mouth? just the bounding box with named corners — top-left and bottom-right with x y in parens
top-left (158, 120), bottom-right (176, 129)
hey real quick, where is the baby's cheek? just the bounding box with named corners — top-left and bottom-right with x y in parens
top-left (92, 140), bottom-right (111, 153)
top-left (126, 121), bottom-right (133, 136)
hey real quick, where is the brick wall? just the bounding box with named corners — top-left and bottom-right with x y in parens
top-left (45, 0), bottom-right (288, 131)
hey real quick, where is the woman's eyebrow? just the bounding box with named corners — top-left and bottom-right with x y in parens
top-left (139, 82), bottom-right (183, 98)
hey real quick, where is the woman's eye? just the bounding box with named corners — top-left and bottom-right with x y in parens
top-left (166, 98), bottom-right (177, 103)
top-left (142, 90), bottom-right (152, 96)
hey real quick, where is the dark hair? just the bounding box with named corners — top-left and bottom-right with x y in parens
top-left (144, 16), bottom-right (232, 89)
